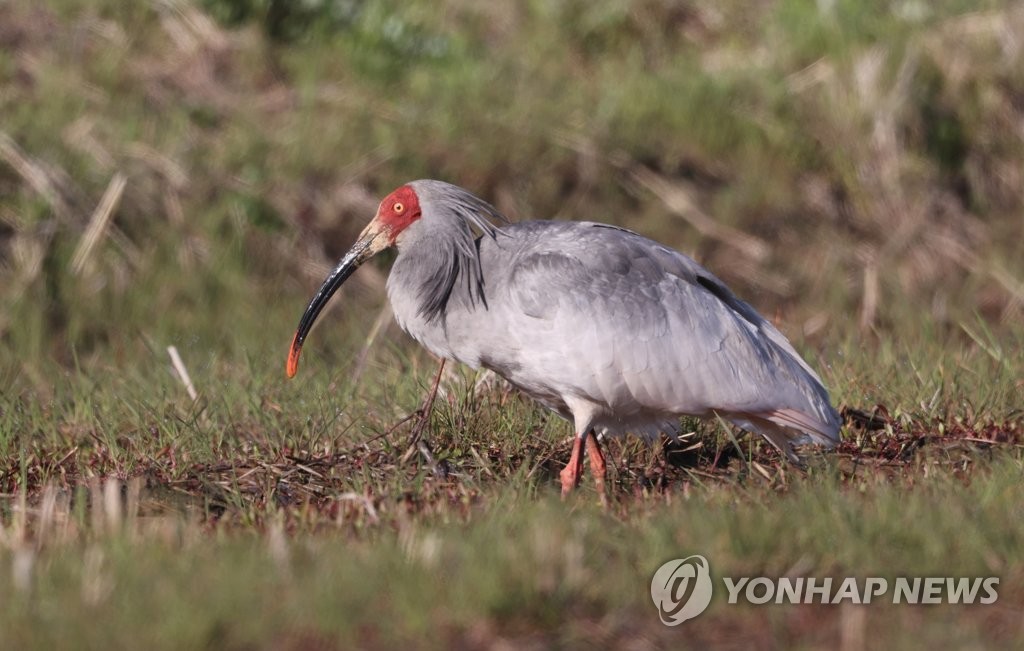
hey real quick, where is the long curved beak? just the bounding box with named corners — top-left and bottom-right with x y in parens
top-left (286, 220), bottom-right (391, 378)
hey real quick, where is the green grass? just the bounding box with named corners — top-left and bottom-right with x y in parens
top-left (1, 455), bottom-right (1021, 649)
top-left (1, 318), bottom-right (1021, 649)
top-left (1, 1), bottom-right (1023, 649)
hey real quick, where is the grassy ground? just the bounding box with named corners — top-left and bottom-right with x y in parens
top-left (1, 1), bottom-right (1023, 649)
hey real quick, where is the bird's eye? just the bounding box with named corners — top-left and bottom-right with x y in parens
top-left (393, 202), bottom-right (405, 214)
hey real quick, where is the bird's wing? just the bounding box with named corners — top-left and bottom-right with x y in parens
top-left (494, 222), bottom-right (839, 443)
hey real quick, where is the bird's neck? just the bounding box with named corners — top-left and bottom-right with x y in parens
top-left (387, 230), bottom-right (485, 330)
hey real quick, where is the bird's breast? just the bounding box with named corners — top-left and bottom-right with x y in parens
top-left (386, 270), bottom-right (491, 369)
top-left (387, 282), bottom-right (450, 357)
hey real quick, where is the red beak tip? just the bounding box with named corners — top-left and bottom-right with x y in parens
top-left (286, 334), bottom-right (302, 379)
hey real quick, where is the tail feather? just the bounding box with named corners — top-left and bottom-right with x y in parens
top-left (764, 408), bottom-right (841, 447)
top-left (727, 408), bottom-right (841, 462)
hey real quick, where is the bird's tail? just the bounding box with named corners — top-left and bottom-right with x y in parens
top-left (727, 408), bottom-right (841, 463)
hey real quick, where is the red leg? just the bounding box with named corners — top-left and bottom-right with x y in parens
top-left (560, 434), bottom-right (586, 497)
top-left (586, 432), bottom-right (607, 494)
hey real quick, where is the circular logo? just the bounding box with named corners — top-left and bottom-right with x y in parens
top-left (650, 555), bottom-right (713, 625)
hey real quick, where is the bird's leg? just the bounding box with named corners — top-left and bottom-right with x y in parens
top-left (585, 430), bottom-right (607, 495)
top-left (559, 432), bottom-right (587, 497)
top-left (401, 358), bottom-right (446, 474)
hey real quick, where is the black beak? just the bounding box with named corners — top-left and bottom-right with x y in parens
top-left (286, 225), bottom-right (387, 378)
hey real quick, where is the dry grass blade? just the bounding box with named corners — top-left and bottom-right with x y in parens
top-left (335, 492), bottom-right (379, 524)
top-left (860, 255), bottom-right (880, 332)
top-left (349, 302), bottom-right (393, 388)
top-left (628, 165), bottom-right (770, 262)
top-left (0, 131), bottom-right (74, 219)
top-left (167, 345), bottom-right (199, 401)
top-left (70, 172), bottom-right (127, 275)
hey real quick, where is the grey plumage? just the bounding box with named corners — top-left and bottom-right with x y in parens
top-left (385, 180), bottom-right (841, 460)
top-left (403, 181), bottom-right (506, 321)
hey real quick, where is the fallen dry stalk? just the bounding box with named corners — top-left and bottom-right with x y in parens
top-left (71, 172), bottom-right (127, 275)
top-left (0, 131), bottom-right (73, 219)
top-left (167, 345), bottom-right (199, 401)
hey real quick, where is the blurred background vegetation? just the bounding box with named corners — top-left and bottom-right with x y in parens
top-left (1, 0), bottom-right (1022, 387)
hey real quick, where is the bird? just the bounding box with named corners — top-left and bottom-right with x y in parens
top-left (286, 180), bottom-right (841, 495)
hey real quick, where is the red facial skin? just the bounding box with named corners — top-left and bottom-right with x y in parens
top-left (377, 185), bottom-right (422, 243)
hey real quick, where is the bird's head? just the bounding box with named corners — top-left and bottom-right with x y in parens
top-left (373, 184), bottom-right (424, 246)
top-left (286, 184), bottom-right (422, 378)
top-left (286, 180), bottom-right (505, 378)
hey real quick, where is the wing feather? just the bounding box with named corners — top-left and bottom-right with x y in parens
top-left (489, 221), bottom-right (839, 445)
